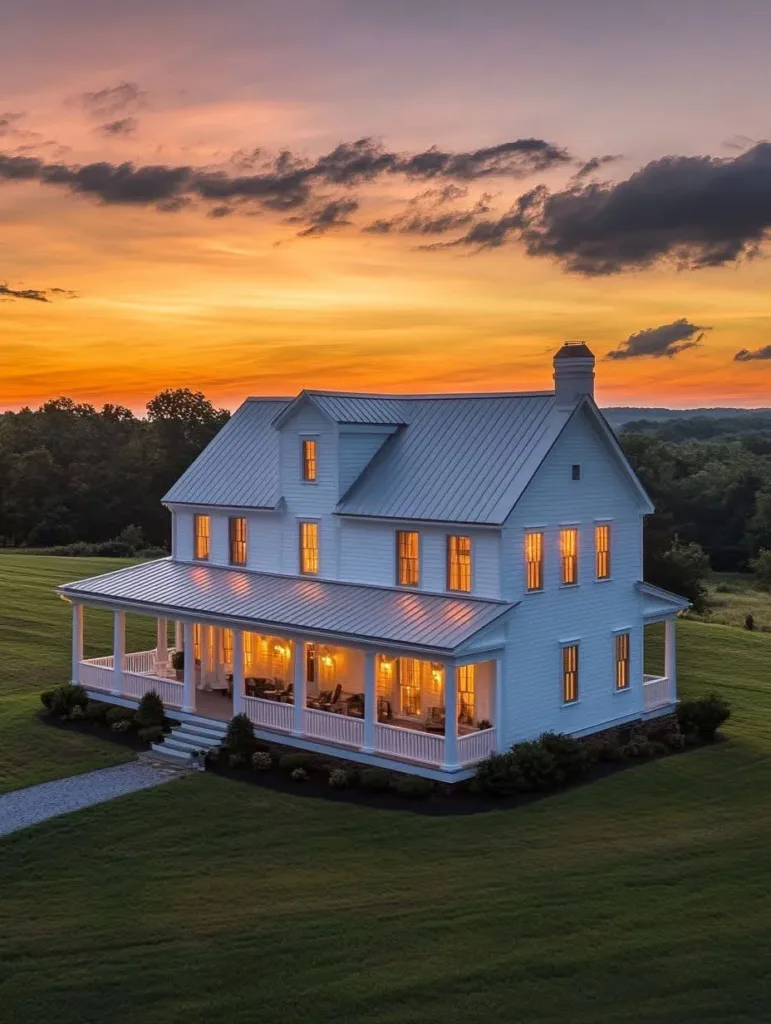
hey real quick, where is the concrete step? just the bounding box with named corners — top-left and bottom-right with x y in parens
top-left (163, 736), bottom-right (215, 755)
top-left (150, 742), bottom-right (191, 762)
top-left (175, 723), bottom-right (227, 743)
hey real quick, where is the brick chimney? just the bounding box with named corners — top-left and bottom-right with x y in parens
top-left (553, 341), bottom-right (595, 407)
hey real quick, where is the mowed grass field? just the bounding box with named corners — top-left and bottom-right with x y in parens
top-left (2, 556), bottom-right (771, 1023)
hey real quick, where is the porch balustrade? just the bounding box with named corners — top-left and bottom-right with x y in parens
top-left (642, 674), bottom-right (670, 711)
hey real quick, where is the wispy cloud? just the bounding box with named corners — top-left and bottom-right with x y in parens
top-left (734, 344), bottom-right (771, 361)
top-left (606, 319), bottom-right (710, 360)
top-left (0, 282), bottom-right (77, 303)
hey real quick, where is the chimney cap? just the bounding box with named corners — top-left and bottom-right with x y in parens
top-left (554, 341), bottom-right (595, 360)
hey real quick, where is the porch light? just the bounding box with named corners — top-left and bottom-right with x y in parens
top-left (322, 655), bottom-right (334, 667)
top-left (380, 657), bottom-right (393, 673)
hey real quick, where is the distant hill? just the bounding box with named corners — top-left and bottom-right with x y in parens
top-left (603, 407), bottom-right (771, 429)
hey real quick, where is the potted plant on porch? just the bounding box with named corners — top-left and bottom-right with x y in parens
top-left (171, 649), bottom-right (184, 681)
top-left (189, 748), bottom-right (206, 771)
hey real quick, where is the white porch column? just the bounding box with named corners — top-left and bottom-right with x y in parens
top-left (155, 617), bottom-right (168, 672)
top-left (112, 611), bottom-right (125, 696)
top-left (665, 617), bottom-right (677, 702)
top-left (232, 627), bottom-right (245, 716)
top-left (174, 620), bottom-right (183, 652)
top-left (182, 622), bottom-right (196, 712)
top-left (71, 602), bottom-right (84, 684)
top-left (494, 653), bottom-right (504, 752)
top-left (362, 651), bottom-right (376, 752)
top-left (442, 662), bottom-right (459, 770)
top-left (292, 639), bottom-right (307, 736)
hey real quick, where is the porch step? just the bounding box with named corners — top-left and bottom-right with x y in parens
top-left (150, 743), bottom-right (191, 762)
top-left (151, 716), bottom-right (228, 761)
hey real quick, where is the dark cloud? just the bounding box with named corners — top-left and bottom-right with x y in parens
top-left (606, 319), bottom-right (710, 360)
top-left (99, 117), bottom-right (138, 137)
top-left (734, 344), bottom-right (771, 361)
top-left (0, 282), bottom-right (76, 302)
top-left (572, 154), bottom-right (622, 180)
top-left (514, 142), bottom-right (771, 275)
top-left (296, 198), bottom-right (359, 236)
top-left (76, 82), bottom-right (146, 119)
top-left (364, 186), bottom-right (494, 236)
top-left (0, 135), bottom-right (572, 217)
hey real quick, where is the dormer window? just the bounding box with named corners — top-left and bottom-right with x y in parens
top-left (299, 521), bottom-right (319, 575)
top-left (193, 514), bottom-right (210, 561)
top-left (302, 439), bottom-right (317, 482)
top-left (396, 531), bottom-right (420, 587)
top-left (229, 517), bottom-right (247, 566)
top-left (447, 535), bottom-right (472, 592)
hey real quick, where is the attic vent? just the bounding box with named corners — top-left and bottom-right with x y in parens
top-left (572, 464), bottom-right (581, 480)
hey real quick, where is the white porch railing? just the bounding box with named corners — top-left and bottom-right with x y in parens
top-left (643, 674), bottom-right (670, 710)
top-left (123, 671), bottom-right (183, 708)
top-left (304, 708), bottom-right (364, 748)
top-left (243, 695), bottom-right (293, 733)
top-left (125, 649), bottom-right (161, 675)
top-left (374, 722), bottom-right (445, 765)
top-left (457, 728), bottom-right (496, 764)
top-left (78, 659), bottom-right (114, 693)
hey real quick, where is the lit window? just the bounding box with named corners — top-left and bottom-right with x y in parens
top-left (397, 531), bottom-right (420, 586)
top-left (193, 514), bottom-right (210, 560)
top-left (221, 628), bottom-right (234, 664)
top-left (447, 535), bottom-right (472, 592)
top-left (562, 644), bottom-right (579, 703)
top-left (595, 523), bottom-right (611, 579)
top-left (560, 527), bottom-right (578, 585)
top-left (302, 439), bottom-right (317, 482)
top-left (399, 658), bottom-right (421, 716)
top-left (525, 531), bottom-right (543, 591)
top-left (458, 664), bottom-right (475, 721)
top-left (193, 623), bottom-right (201, 662)
top-left (306, 643), bottom-right (317, 684)
top-left (299, 521), bottom-right (319, 575)
top-left (229, 517), bottom-right (247, 566)
top-left (615, 633), bottom-right (630, 690)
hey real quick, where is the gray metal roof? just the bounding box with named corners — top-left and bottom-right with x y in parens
top-left (274, 390), bottom-right (407, 426)
top-left (60, 559), bottom-right (513, 653)
top-left (636, 581), bottom-right (689, 618)
top-left (337, 394), bottom-right (570, 523)
top-left (163, 399), bottom-right (290, 507)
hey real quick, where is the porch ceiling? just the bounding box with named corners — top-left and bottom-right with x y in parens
top-left (636, 580), bottom-right (690, 620)
top-left (59, 558), bottom-right (514, 654)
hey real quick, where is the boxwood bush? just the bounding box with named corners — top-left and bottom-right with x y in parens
top-left (278, 752), bottom-right (311, 773)
top-left (390, 775), bottom-right (434, 799)
top-left (225, 713), bottom-right (257, 759)
top-left (676, 693), bottom-right (731, 742)
top-left (359, 767), bottom-right (393, 792)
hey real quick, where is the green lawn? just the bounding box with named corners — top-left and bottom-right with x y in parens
top-left (2, 557), bottom-right (771, 1022)
top-left (0, 554), bottom-right (157, 793)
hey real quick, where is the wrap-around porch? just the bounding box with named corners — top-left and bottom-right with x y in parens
top-left (70, 604), bottom-right (499, 771)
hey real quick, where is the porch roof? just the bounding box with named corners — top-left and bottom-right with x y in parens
top-left (59, 558), bottom-right (514, 654)
top-left (636, 580), bottom-right (690, 619)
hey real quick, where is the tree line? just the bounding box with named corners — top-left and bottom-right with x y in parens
top-left (1, 395), bottom-right (770, 608)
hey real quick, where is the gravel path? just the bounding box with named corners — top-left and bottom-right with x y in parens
top-left (0, 761), bottom-right (183, 837)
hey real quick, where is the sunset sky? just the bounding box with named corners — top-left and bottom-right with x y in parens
top-left (2, 0), bottom-right (771, 411)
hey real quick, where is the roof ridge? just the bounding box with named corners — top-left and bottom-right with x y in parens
top-left (253, 389), bottom-right (555, 402)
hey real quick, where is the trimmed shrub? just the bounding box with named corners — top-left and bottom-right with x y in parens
top-left (676, 693), bottom-right (731, 742)
top-left (228, 752), bottom-right (246, 768)
top-left (225, 713), bottom-right (257, 759)
top-left (85, 701), bottom-right (110, 723)
top-left (665, 729), bottom-right (686, 751)
top-left (251, 751), bottom-right (273, 771)
top-left (328, 768), bottom-right (349, 789)
top-left (106, 705), bottom-right (135, 727)
top-left (621, 734), bottom-right (656, 758)
top-left (509, 740), bottom-right (559, 791)
top-left (68, 705), bottom-right (85, 721)
top-left (137, 725), bottom-right (164, 744)
top-left (49, 684), bottom-right (89, 718)
top-left (278, 752), bottom-right (311, 773)
top-left (470, 753), bottom-right (523, 797)
top-left (359, 767), bottom-right (393, 792)
top-left (593, 739), bottom-right (626, 763)
top-left (136, 690), bottom-right (165, 729)
top-left (390, 775), bottom-right (434, 799)
top-left (290, 767), bottom-right (308, 782)
top-left (110, 719), bottom-right (133, 733)
top-left (40, 690), bottom-right (55, 710)
top-left (539, 732), bottom-right (593, 783)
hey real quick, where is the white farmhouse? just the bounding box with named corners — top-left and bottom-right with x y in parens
top-left (59, 343), bottom-right (687, 779)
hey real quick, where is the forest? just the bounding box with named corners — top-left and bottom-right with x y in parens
top-left (1, 395), bottom-right (770, 608)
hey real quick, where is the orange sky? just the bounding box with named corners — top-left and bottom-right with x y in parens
top-left (2, 1), bottom-right (771, 412)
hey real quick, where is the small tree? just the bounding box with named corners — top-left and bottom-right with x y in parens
top-left (136, 690), bottom-right (165, 729)
top-left (225, 713), bottom-right (256, 759)
top-left (750, 548), bottom-right (771, 592)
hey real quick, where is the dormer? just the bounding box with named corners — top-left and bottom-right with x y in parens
top-left (273, 391), bottom-right (405, 498)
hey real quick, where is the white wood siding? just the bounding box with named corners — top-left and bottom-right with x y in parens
top-left (499, 405), bottom-right (646, 745)
top-left (339, 519), bottom-right (501, 598)
top-left (338, 429), bottom-right (393, 496)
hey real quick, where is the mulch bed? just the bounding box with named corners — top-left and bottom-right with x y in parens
top-left (40, 712), bottom-right (709, 817)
